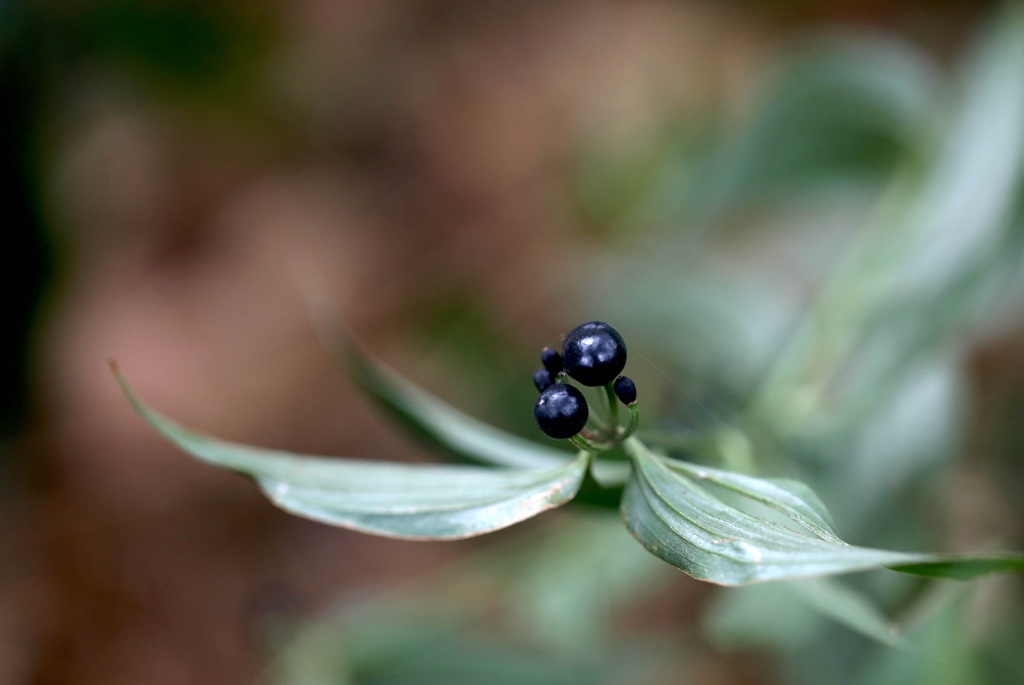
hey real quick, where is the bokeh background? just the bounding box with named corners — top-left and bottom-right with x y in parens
top-left (3, 1), bottom-right (1024, 684)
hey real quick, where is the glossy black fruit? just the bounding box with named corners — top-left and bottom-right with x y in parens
top-left (533, 369), bottom-right (554, 393)
top-left (540, 346), bottom-right (563, 375)
top-left (534, 384), bottom-right (589, 439)
top-left (561, 321), bottom-right (627, 387)
top-left (613, 376), bottom-right (637, 405)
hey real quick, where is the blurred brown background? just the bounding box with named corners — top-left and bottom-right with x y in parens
top-left (2, 1), bottom-right (1020, 684)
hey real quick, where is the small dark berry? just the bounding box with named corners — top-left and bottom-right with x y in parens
top-left (533, 369), bottom-right (554, 393)
top-left (534, 384), bottom-right (589, 439)
top-left (540, 346), bottom-right (563, 375)
top-left (561, 321), bottom-right (627, 387)
top-left (613, 376), bottom-right (637, 405)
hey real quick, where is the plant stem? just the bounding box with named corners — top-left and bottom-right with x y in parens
top-left (619, 404), bottom-right (640, 441)
top-left (603, 382), bottom-right (619, 432)
top-left (571, 434), bottom-right (603, 452)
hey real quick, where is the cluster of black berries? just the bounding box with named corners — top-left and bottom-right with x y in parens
top-left (533, 321), bottom-right (638, 442)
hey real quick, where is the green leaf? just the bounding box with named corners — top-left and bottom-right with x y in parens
top-left (705, 577), bottom-right (903, 648)
top-left (343, 337), bottom-right (568, 471)
top-left (886, 557), bottom-right (1024, 580)
top-left (114, 365), bottom-right (589, 540)
top-left (621, 439), bottom-right (1024, 585)
top-left (789, 578), bottom-right (904, 648)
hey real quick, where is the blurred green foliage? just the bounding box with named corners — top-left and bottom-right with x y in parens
top-left (272, 514), bottom-right (676, 685)
top-left (267, 5), bottom-right (1024, 684)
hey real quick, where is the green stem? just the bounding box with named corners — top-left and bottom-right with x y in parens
top-left (571, 434), bottom-right (603, 452)
top-left (603, 382), bottom-right (619, 433)
top-left (619, 404), bottom-right (640, 441)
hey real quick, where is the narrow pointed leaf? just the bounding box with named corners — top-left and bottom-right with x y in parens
top-left (115, 367), bottom-right (589, 540)
top-left (621, 440), bottom-right (1024, 585)
top-left (790, 578), bottom-right (904, 648)
top-left (887, 556), bottom-right (1024, 580)
top-left (343, 339), bottom-right (568, 470)
top-left (706, 577), bottom-right (903, 648)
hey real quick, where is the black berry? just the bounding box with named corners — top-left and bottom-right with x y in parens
top-left (534, 384), bottom-right (589, 439)
top-left (533, 369), bottom-right (554, 392)
top-left (540, 346), bottom-right (563, 375)
top-left (613, 376), bottom-right (637, 405)
top-left (561, 321), bottom-right (627, 387)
